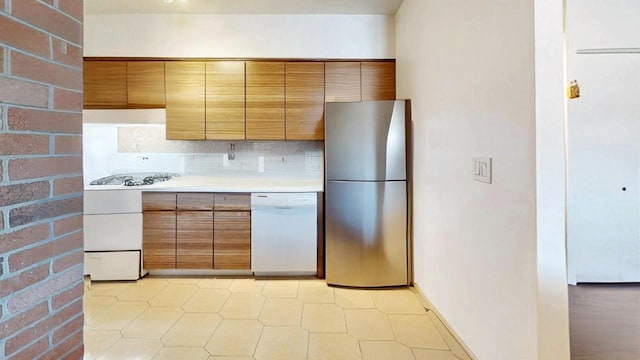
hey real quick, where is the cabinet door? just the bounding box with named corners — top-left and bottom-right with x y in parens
top-left (206, 61), bottom-right (246, 140)
top-left (83, 61), bottom-right (127, 108)
top-left (246, 61), bottom-right (285, 140)
top-left (361, 61), bottom-right (396, 101)
top-left (214, 211), bottom-right (251, 269)
top-left (143, 211), bottom-right (176, 269)
top-left (166, 61), bottom-right (206, 140)
top-left (177, 211), bottom-right (213, 269)
top-left (325, 62), bottom-right (361, 102)
top-left (127, 61), bottom-right (166, 107)
top-left (286, 62), bottom-right (325, 140)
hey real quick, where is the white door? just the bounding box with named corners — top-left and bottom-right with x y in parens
top-left (567, 53), bottom-right (640, 282)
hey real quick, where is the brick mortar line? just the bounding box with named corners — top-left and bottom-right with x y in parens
top-left (49, 132), bottom-right (55, 155)
top-left (2, 48), bottom-right (7, 74)
top-left (1, 104), bottom-right (7, 129)
top-left (47, 35), bottom-right (53, 63)
top-left (0, 11), bottom-right (83, 47)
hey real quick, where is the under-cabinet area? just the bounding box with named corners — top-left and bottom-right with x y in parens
top-left (142, 192), bottom-right (252, 271)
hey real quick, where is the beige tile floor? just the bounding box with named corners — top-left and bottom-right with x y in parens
top-left (83, 277), bottom-right (471, 360)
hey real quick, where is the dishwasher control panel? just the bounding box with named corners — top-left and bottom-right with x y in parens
top-left (251, 192), bottom-right (317, 208)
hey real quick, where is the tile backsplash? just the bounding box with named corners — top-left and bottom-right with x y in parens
top-left (83, 122), bottom-right (323, 186)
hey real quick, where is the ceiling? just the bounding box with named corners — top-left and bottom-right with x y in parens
top-left (84, 0), bottom-right (405, 15)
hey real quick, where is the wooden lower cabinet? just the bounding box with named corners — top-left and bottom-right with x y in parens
top-left (143, 192), bottom-right (250, 271)
top-left (177, 211), bottom-right (213, 269)
top-left (143, 211), bottom-right (176, 269)
top-left (214, 211), bottom-right (251, 270)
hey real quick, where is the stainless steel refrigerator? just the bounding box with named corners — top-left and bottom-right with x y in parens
top-left (325, 100), bottom-right (409, 287)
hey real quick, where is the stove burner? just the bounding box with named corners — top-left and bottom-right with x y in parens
top-left (91, 173), bottom-right (181, 186)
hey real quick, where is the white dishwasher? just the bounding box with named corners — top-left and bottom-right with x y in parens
top-left (251, 193), bottom-right (317, 276)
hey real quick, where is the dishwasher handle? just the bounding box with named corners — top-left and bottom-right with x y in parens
top-left (252, 204), bottom-right (317, 211)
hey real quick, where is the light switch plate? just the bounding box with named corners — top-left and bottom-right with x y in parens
top-left (473, 157), bottom-right (492, 184)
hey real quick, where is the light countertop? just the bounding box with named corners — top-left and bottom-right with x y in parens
top-left (84, 175), bottom-right (324, 193)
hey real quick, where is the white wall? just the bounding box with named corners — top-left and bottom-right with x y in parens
top-left (84, 14), bottom-right (395, 58)
top-left (566, 0), bottom-right (640, 283)
top-left (396, 1), bottom-right (541, 359)
top-left (534, 0), bottom-right (571, 358)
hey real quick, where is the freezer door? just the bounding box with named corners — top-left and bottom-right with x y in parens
top-left (325, 100), bottom-right (406, 181)
top-left (326, 180), bottom-right (407, 287)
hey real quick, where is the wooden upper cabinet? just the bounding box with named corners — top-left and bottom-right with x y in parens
top-left (246, 61), bottom-right (285, 140)
top-left (362, 61), bottom-right (396, 101)
top-left (127, 61), bottom-right (166, 107)
top-left (325, 62), bottom-right (361, 102)
top-left (205, 61), bottom-right (246, 140)
top-left (165, 61), bottom-right (206, 140)
top-left (83, 61), bottom-right (127, 108)
top-left (285, 62), bottom-right (325, 140)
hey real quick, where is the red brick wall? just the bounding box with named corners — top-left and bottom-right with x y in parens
top-left (0, 1), bottom-right (84, 359)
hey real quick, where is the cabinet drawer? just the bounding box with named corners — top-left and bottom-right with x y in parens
top-left (214, 193), bottom-right (250, 211)
top-left (85, 251), bottom-right (140, 281)
top-left (142, 192), bottom-right (177, 211)
top-left (177, 193), bottom-right (214, 211)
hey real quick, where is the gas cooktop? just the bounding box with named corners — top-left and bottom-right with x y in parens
top-left (89, 173), bottom-right (181, 186)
